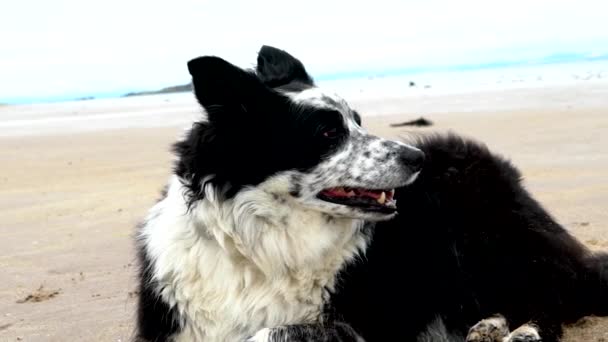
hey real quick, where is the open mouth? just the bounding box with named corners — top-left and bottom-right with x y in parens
top-left (317, 187), bottom-right (397, 214)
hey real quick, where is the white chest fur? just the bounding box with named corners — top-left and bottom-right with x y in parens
top-left (139, 177), bottom-right (368, 341)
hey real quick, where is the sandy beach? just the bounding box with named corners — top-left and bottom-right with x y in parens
top-left (1, 84), bottom-right (607, 341)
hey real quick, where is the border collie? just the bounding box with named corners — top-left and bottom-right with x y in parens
top-left (134, 46), bottom-right (608, 342)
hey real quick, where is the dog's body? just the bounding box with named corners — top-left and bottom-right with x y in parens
top-left (134, 46), bottom-right (608, 342)
top-left (331, 134), bottom-right (608, 342)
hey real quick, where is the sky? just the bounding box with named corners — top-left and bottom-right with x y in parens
top-left (1, 0), bottom-right (607, 103)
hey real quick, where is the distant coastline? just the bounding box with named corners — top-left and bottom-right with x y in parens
top-left (122, 83), bottom-right (192, 97)
top-left (101, 53), bottom-right (608, 101)
top-left (4, 54), bottom-right (608, 105)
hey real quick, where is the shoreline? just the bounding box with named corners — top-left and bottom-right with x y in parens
top-left (3, 58), bottom-right (608, 106)
top-left (1, 82), bottom-right (607, 137)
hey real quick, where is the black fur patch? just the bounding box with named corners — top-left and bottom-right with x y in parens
top-left (256, 45), bottom-right (314, 88)
top-left (134, 230), bottom-right (181, 341)
top-left (352, 111), bottom-right (362, 126)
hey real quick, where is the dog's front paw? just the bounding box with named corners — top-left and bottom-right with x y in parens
top-left (466, 315), bottom-right (510, 342)
top-left (504, 324), bottom-right (541, 342)
top-left (246, 328), bottom-right (272, 342)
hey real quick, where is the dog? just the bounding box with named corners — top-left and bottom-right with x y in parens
top-left (134, 45), bottom-right (424, 342)
top-left (134, 46), bottom-right (608, 342)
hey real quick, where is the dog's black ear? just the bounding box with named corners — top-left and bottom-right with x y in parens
top-left (256, 45), bottom-right (314, 88)
top-left (187, 56), bottom-right (278, 123)
top-left (188, 56), bottom-right (262, 108)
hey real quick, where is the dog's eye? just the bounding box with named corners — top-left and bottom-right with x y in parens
top-left (322, 128), bottom-right (339, 139)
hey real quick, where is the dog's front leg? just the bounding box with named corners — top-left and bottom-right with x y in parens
top-left (246, 322), bottom-right (364, 342)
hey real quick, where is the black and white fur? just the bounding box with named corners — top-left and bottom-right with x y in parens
top-left (135, 46), bottom-right (608, 342)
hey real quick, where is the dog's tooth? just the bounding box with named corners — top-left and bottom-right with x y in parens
top-left (347, 190), bottom-right (355, 197)
top-left (389, 189), bottom-right (395, 197)
top-left (377, 191), bottom-right (386, 204)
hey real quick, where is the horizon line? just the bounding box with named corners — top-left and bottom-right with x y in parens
top-left (3, 53), bottom-right (607, 105)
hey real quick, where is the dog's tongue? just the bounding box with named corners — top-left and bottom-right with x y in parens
top-left (357, 189), bottom-right (383, 199)
top-left (322, 187), bottom-right (349, 198)
top-left (320, 187), bottom-right (393, 204)
top-left (322, 187), bottom-right (383, 198)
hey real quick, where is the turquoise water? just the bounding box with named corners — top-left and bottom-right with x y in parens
top-left (3, 53), bottom-right (608, 105)
top-left (315, 53), bottom-right (608, 81)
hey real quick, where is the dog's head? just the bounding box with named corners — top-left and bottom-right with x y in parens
top-left (176, 45), bottom-right (424, 221)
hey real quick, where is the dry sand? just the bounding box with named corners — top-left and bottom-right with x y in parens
top-left (1, 87), bottom-right (607, 341)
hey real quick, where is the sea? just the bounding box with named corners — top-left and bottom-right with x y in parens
top-left (1, 59), bottom-right (608, 136)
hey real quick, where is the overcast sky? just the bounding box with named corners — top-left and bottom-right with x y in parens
top-left (1, 0), bottom-right (607, 102)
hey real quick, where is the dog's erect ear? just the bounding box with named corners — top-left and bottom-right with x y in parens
top-left (187, 56), bottom-right (278, 122)
top-left (256, 45), bottom-right (314, 88)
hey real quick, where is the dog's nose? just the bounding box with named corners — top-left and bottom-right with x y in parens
top-left (399, 148), bottom-right (425, 173)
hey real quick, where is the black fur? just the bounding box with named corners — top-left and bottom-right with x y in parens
top-left (330, 133), bottom-right (608, 341)
top-left (134, 229), bottom-right (180, 342)
top-left (256, 45), bottom-right (314, 89)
